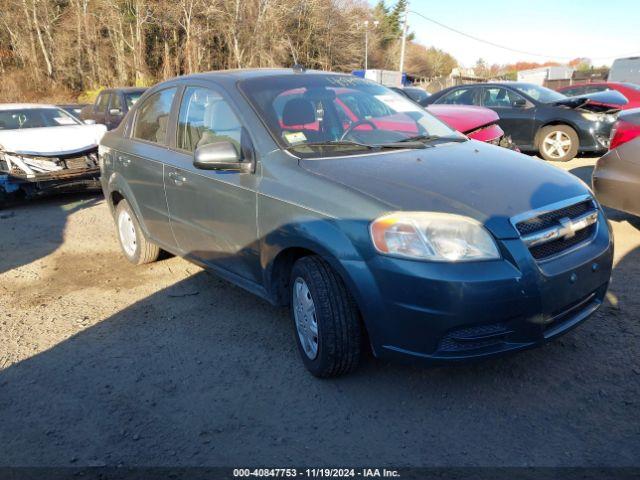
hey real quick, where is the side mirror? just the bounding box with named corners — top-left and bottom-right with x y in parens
top-left (512, 98), bottom-right (527, 108)
top-left (83, 119), bottom-right (96, 125)
top-left (193, 140), bottom-right (250, 172)
top-left (109, 108), bottom-right (123, 116)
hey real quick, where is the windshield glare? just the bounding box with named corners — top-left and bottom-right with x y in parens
top-left (0, 108), bottom-right (81, 130)
top-left (513, 83), bottom-right (566, 103)
top-left (239, 75), bottom-right (460, 157)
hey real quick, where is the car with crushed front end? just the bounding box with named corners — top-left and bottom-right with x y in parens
top-left (0, 103), bottom-right (106, 206)
top-left (424, 82), bottom-right (626, 161)
top-left (99, 69), bottom-right (614, 377)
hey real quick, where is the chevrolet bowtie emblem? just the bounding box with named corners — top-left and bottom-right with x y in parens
top-left (521, 211), bottom-right (598, 249)
top-left (558, 216), bottom-right (578, 240)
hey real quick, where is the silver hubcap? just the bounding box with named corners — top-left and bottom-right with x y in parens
top-left (117, 210), bottom-right (137, 257)
top-left (542, 131), bottom-right (572, 159)
top-left (293, 277), bottom-right (319, 360)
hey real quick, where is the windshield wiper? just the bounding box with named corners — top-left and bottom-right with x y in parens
top-left (398, 134), bottom-right (467, 144)
top-left (286, 140), bottom-right (426, 151)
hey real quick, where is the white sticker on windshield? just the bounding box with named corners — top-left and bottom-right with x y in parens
top-left (375, 94), bottom-right (422, 113)
top-left (284, 131), bottom-right (307, 144)
top-left (54, 117), bottom-right (77, 125)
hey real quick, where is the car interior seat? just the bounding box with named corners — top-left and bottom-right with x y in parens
top-left (281, 98), bottom-right (320, 142)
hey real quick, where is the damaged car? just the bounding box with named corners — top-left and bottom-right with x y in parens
top-left (0, 104), bottom-right (106, 206)
top-left (425, 83), bottom-right (627, 161)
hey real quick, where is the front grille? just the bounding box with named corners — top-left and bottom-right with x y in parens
top-left (515, 200), bottom-right (593, 236)
top-left (529, 224), bottom-right (596, 260)
top-left (514, 197), bottom-right (598, 261)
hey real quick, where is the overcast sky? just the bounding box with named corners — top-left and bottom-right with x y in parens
top-left (390, 0), bottom-right (640, 67)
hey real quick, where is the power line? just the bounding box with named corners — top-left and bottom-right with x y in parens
top-left (408, 10), bottom-right (640, 61)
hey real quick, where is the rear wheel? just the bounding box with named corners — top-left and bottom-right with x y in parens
top-left (115, 200), bottom-right (160, 265)
top-left (538, 125), bottom-right (579, 162)
top-left (290, 256), bottom-right (362, 377)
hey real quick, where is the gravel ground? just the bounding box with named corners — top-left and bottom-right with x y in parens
top-left (0, 156), bottom-right (639, 467)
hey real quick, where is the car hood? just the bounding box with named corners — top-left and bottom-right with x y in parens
top-left (0, 124), bottom-right (107, 156)
top-left (300, 140), bottom-right (590, 239)
top-left (426, 105), bottom-right (499, 134)
top-left (553, 90), bottom-right (628, 111)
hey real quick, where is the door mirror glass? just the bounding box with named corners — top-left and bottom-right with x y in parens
top-left (193, 140), bottom-right (249, 172)
top-left (109, 108), bottom-right (122, 116)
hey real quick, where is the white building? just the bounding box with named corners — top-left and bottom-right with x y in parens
top-left (517, 66), bottom-right (574, 85)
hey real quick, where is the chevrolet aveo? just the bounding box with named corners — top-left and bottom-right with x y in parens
top-left (99, 69), bottom-right (613, 377)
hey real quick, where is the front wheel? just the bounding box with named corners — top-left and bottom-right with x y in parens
top-left (538, 125), bottom-right (579, 162)
top-left (115, 199), bottom-right (160, 265)
top-left (290, 256), bottom-right (362, 377)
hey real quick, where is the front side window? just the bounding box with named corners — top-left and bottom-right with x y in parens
top-left (110, 94), bottom-right (123, 112)
top-left (96, 93), bottom-right (110, 112)
top-left (437, 88), bottom-right (477, 105)
top-left (482, 87), bottom-right (526, 107)
top-left (132, 88), bottom-right (177, 144)
top-left (0, 108), bottom-right (81, 130)
top-left (239, 75), bottom-right (459, 158)
top-left (177, 87), bottom-right (243, 153)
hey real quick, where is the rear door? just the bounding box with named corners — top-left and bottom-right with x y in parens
top-left (480, 86), bottom-right (536, 147)
top-left (163, 84), bottom-right (261, 283)
top-left (118, 87), bottom-right (179, 249)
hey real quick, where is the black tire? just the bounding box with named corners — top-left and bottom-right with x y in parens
top-left (290, 255), bottom-right (362, 377)
top-left (114, 199), bottom-right (160, 265)
top-left (537, 125), bottom-right (579, 162)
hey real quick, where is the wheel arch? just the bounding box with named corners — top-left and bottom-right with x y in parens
top-left (105, 172), bottom-right (152, 238)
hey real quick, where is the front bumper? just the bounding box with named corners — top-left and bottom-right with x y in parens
top-left (343, 211), bottom-right (613, 363)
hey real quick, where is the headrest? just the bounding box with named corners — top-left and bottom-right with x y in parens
top-left (206, 100), bottom-right (241, 132)
top-left (282, 98), bottom-right (316, 126)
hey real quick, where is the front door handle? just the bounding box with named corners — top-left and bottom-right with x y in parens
top-left (168, 171), bottom-right (187, 186)
top-left (117, 156), bottom-right (131, 167)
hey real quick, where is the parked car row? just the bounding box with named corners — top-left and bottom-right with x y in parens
top-left (1, 68), bottom-right (635, 378)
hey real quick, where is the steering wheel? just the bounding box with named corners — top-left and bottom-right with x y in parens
top-left (340, 119), bottom-right (378, 141)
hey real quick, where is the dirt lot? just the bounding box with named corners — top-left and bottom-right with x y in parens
top-left (1, 156), bottom-right (639, 467)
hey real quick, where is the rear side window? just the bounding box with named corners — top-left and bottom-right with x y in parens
top-left (176, 87), bottom-right (242, 153)
top-left (96, 93), bottom-right (110, 112)
top-left (132, 88), bottom-right (177, 145)
top-left (437, 88), bottom-right (477, 105)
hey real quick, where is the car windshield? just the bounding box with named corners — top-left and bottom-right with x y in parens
top-left (512, 83), bottom-right (566, 103)
top-left (239, 74), bottom-right (461, 158)
top-left (125, 92), bottom-right (143, 109)
top-left (0, 108), bottom-right (81, 130)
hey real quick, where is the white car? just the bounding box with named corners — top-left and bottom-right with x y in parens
top-left (0, 103), bottom-right (107, 204)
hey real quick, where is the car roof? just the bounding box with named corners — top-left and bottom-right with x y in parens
top-left (0, 103), bottom-right (61, 111)
top-left (101, 87), bottom-right (147, 93)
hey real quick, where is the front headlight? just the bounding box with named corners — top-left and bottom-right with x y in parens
top-left (581, 112), bottom-right (616, 123)
top-left (370, 212), bottom-right (500, 262)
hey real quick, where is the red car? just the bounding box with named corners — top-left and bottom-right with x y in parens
top-left (558, 82), bottom-right (640, 109)
top-left (277, 87), bottom-right (514, 147)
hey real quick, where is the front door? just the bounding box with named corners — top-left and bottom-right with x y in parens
top-left (480, 86), bottom-right (536, 147)
top-left (164, 85), bottom-right (261, 283)
top-left (106, 93), bottom-right (125, 130)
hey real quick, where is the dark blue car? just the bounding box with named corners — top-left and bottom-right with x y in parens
top-left (99, 70), bottom-right (613, 377)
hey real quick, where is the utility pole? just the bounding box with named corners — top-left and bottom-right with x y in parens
top-left (398, 5), bottom-right (409, 74)
top-left (363, 20), bottom-right (379, 71)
